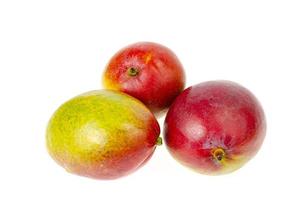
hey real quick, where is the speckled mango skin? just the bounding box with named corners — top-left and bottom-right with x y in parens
top-left (103, 42), bottom-right (185, 115)
top-left (164, 81), bottom-right (266, 175)
top-left (46, 90), bottom-right (160, 180)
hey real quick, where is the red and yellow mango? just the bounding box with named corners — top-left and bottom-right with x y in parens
top-left (103, 42), bottom-right (185, 116)
top-left (46, 90), bottom-right (160, 179)
top-left (164, 81), bottom-right (266, 175)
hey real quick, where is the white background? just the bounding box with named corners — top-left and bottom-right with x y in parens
top-left (0, 0), bottom-right (301, 199)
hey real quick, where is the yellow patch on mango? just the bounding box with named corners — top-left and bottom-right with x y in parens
top-left (143, 53), bottom-right (152, 64)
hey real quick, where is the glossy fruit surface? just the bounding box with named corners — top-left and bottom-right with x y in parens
top-left (103, 42), bottom-right (185, 115)
top-left (46, 90), bottom-right (160, 179)
top-left (164, 81), bottom-right (266, 175)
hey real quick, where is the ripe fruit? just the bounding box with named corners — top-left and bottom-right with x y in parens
top-left (164, 81), bottom-right (266, 175)
top-left (102, 42), bottom-right (185, 115)
top-left (46, 90), bottom-right (160, 179)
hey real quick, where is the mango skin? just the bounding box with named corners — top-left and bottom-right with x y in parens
top-left (46, 90), bottom-right (160, 180)
top-left (103, 42), bottom-right (185, 115)
top-left (164, 81), bottom-right (266, 175)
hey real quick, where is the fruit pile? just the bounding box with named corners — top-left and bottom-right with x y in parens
top-left (46, 42), bottom-right (266, 179)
